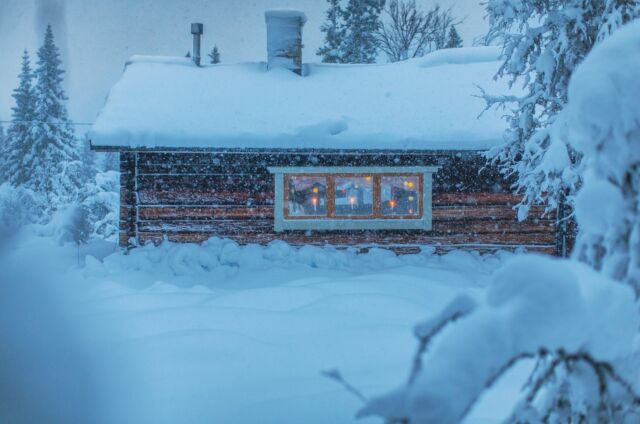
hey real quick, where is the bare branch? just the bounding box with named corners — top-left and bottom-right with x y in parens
top-left (321, 369), bottom-right (368, 404)
top-left (407, 294), bottom-right (477, 385)
top-left (377, 1), bottom-right (461, 62)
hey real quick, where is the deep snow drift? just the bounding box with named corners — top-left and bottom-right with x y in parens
top-left (1, 231), bottom-right (529, 424)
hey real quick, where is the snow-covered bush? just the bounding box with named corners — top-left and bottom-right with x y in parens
top-left (82, 170), bottom-right (119, 240)
top-left (563, 20), bottom-right (640, 294)
top-left (0, 183), bottom-right (45, 241)
top-left (357, 255), bottom-right (639, 423)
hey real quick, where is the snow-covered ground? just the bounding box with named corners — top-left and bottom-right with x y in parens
top-left (1, 231), bottom-right (533, 424)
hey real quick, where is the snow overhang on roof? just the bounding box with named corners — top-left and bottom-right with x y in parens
top-left (90, 47), bottom-right (511, 151)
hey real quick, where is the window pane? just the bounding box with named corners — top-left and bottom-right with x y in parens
top-left (287, 176), bottom-right (327, 216)
top-left (381, 176), bottom-right (420, 216)
top-left (335, 176), bottom-right (373, 216)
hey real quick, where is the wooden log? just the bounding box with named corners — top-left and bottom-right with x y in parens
top-left (138, 206), bottom-right (274, 220)
top-left (136, 217), bottom-right (555, 235)
top-left (138, 189), bottom-right (274, 206)
top-left (138, 220), bottom-right (274, 233)
top-left (134, 151), bottom-right (509, 192)
top-left (134, 231), bottom-right (554, 255)
top-left (119, 152), bottom-right (137, 248)
top-left (137, 229), bottom-right (556, 246)
top-left (136, 174), bottom-right (273, 192)
top-left (433, 192), bottom-right (522, 206)
top-left (136, 151), bottom-right (460, 168)
top-left (432, 205), bottom-right (551, 221)
top-left (120, 152), bottom-right (135, 173)
top-left (119, 205), bottom-right (136, 221)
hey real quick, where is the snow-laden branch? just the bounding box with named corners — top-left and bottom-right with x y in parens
top-left (356, 255), bottom-right (638, 423)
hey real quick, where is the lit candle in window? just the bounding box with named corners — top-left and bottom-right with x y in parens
top-left (389, 199), bottom-right (396, 209)
top-left (408, 196), bottom-right (414, 201)
top-left (404, 181), bottom-right (414, 189)
top-left (349, 196), bottom-right (356, 210)
top-left (311, 196), bottom-right (318, 213)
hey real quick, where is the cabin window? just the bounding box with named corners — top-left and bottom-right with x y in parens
top-left (287, 175), bottom-right (328, 217)
top-left (334, 176), bottom-right (374, 216)
top-left (269, 167), bottom-right (439, 231)
top-left (380, 175), bottom-right (420, 216)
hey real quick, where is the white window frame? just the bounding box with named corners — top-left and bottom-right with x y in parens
top-left (268, 166), bottom-right (440, 232)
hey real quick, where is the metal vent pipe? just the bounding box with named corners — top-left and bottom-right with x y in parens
top-left (191, 23), bottom-right (203, 66)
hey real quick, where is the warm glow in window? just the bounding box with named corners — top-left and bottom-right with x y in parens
top-left (270, 167), bottom-right (437, 231)
top-left (287, 176), bottom-right (327, 216)
top-left (381, 176), bottom-right (420, 216)
top-left (334, 176), bottom-right (373, 216)
top-left (284, 173), bottom-right (423, 220)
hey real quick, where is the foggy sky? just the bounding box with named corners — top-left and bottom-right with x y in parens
top-left (0, 0), bottom-right (489, 126)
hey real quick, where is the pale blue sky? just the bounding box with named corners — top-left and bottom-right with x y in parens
top-left (0, 0), bottom-right (489, 125)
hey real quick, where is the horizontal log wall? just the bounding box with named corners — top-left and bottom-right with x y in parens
top-left (120, 151), bottom-right (559, 254)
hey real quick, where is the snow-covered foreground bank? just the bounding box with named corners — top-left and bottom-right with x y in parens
top-left (1, 234), bottom-right (538, 423)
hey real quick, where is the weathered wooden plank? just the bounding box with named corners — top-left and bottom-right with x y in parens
top-left (434, 219), bottom-right (555, 234)
top-left (134, 151), bottom-right (511, 192)
top-left (119, 205), bottom-right (136, 221)
top-left (135, 204), bottom-right (551, 224)
top-left (137, 217), bottom-right (554, 235)
top-left (433, 192), bottom-right (522, 206)
top-left (136, 191), bottom-right (524, 209)
top-left (138, 206), bottom-right (274, 220)
top-left (138, 190), bottom-right (274, 206)
top-left (120, 152), bottom-right (135, 173)
top-left (120, 187), bottom-right (136, 206)
top-left (136, 174), bottom-right (273, 192)
top-left (138, 220), bottom-right (274, 233)
top-left (119, 152), bottom-right (137, 248)
top-left (137, 230), bottom-right (556, 246)
top-left (433, 205), bottom-right (551, 221)
top-left (136, 231), bottom-right (558, 254)
top-left (136, 151), bottom-right (451, 168)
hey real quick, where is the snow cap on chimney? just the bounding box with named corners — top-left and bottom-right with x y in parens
top-left (265, 9), bottom-right (307, 75)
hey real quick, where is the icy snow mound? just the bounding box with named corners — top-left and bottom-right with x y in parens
top-left (90, 47), bottom-right (510, 150)
top-left (419, 46), bottom-right (502, 68)
top-left (84, 237), bottom-right (503, 289)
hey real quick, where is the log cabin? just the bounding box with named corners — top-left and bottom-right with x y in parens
top-left (90, 10), bottom-right (563, 255)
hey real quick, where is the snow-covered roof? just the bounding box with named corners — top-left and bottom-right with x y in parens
top-left (90, 47), bottom-right (511, 151)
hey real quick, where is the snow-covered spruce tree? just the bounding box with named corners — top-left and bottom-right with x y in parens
top-left (483, 0), bottom-right (640, 221)
top-left (30, 25), bottom-right (80, 209)
top-left (565, 20), bottom-right (640, 294)
top-left (317, 0), bottom-right (346, 63)
top-left (341, 0), bottom-right (385, 63)
top-left (445, 25), bottom-right (462, 48)
top-left (208, 45), bottom-right (220, 64)
top-left (1, 50), bottom-right (36, 185)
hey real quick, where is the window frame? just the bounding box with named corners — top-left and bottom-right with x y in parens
top-left (269, 166), bottom-right (439, 232)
